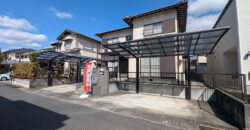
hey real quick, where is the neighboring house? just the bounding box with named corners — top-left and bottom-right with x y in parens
top-left (5, 48), bottom-right (35, 63)
top-left (51, 29), bottom-right (101, 74)
top-left (206, 0), bottom-right (250, 86)
top-left (196, 56), bottom-right (207, 74)
top-left (96, 0), bottom-right (187, 75)
top-left (51, 29), bottom-right (101, 58)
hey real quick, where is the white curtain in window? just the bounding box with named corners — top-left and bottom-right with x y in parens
top-left (153, 23), bottom-right (163, 34)
top-left (65, 41), bottom-right (72, 50)
top-left (150, 57), bottom-right (160, 77)
top-left (141, 58), bottom-right (150, 77)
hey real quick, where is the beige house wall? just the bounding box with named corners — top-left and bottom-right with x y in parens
top-left (101, 28), bottom-right (133, 42)
top-left (132, 9), bottom-right (177, 39)
top-left (129, 9), bottom-right (183, 73)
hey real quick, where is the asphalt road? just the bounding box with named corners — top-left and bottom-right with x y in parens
top-left (0, 82), bottom-right (181, 130)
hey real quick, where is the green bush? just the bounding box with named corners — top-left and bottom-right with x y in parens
top-left (0, 50), bottom-right (9, 74)
top-left (12, 51), bottom-right (66, 79)
top-left (13, 62), bottom-right (34, 77)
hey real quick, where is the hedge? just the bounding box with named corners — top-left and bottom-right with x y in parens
top-left (13, 62), bottom-right (35, 78)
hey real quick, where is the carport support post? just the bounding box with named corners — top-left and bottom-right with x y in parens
top-left (185, 56), bottom-right (191, 100)
top-left (136, 57), bottom-right (139, 93)
top-left (47, 61), bottom-right (52, 86)
top-left (76, 59), bottom-right (81, 83)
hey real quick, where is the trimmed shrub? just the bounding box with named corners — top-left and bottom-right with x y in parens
top-left (13, 62), bottom-right (34, 78)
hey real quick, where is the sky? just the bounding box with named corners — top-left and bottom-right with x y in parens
top-left (0, 0), bottom-right (229, 52)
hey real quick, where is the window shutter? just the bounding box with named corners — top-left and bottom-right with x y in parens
top-left (160, 56), bottom-right (176, 73)
top-left (102, 39), bottom-right (108, 44)
top-left (163, 19), bottom-right (176, 33)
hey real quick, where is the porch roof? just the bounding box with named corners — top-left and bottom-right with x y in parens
top-left (103, 27), bottom-right (230, 58)
top-left (36, 51), bottom-right (106, 63)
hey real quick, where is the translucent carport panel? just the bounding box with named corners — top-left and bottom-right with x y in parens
top-left (103, 27), bottom-right (230, 57)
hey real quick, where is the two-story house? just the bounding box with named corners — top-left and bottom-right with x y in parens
top-left (51, 29), bottom-right (101, 74)
top-left (96, 0), bottom-right (187, 76)
top-left (4, 48), bottom-right (35, 63)
top-left (51, 29), bottom-right (101, 58)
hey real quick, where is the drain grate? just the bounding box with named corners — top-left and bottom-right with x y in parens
top-left (199, 125), bottom-right (222, 130)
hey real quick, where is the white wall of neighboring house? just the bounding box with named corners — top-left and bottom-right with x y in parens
top-left (236, 0), bottom-right (250, 83)
top-left (7, 52), bottom-right (30, 62)
top-left (8, 52), bottom-right (17, 60)
top-left (207, 0), bottom-right (250, 86)
top-left (207, 0), bottom-right (239, 74)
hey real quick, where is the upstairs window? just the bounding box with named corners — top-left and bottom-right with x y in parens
top-left (126, 35), bottom-right (132, 41)
top-left (108, 38), bottom-right (118, 44)
top-left (144, 22), bottom-right (163, 36)
top-left (64, 41), bottom-right (72, 50)
top-left (15, 53), bottom-right (20, 59)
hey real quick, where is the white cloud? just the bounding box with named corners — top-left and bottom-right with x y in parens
top-left (0, 16), bottom-right (47, 50)
top-left (0, 16), bottom-right (36, 31)
top-left (186, 0), bottom-right (228, 32)
top-left (50, 7), bottom-right (73, 19)
top-left (188, 0), bottom-right (228, 16)
top-left (0, 29), bottom-right (47, 45)
top-left (23, 43), bottom-right (42, 48)
top-left (187, 13), bottom-right (220, 32)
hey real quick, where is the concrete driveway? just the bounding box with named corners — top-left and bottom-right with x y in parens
top-left (88, 93), bottom-right (236, 129)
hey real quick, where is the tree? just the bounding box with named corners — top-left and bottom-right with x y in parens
top-left (0, 49), bottom-right (9, 73)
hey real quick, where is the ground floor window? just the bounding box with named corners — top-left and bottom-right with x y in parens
top-left (108, 61), bottom-right (118, 78)
top-left (140, 58), bottom-right (160, 77)
top-left (108, 61), bottom-right (118, 72)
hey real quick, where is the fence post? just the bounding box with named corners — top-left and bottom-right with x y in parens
top-left (243, 74), bottom-right (248, 102)
top-left (185, 56), bottom-right (191, 100)
top-left (47, 61), bottom-right (52, 86)
top-left (136, 57), bottom-right (139, 93)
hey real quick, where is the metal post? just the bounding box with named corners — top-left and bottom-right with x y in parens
top-left (185, 56), bottom-right (191, 100)
top-left (136, 57), bottom-right (139, 93)
top-left (47, 61), bottom-right (52, 86)
top-left (77, 59), bottom-right (81, 83)
top-left (243, 74), bottom-right (247, 102)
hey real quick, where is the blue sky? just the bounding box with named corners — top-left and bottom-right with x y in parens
top-left (0, 0), bottom-right (228, 51)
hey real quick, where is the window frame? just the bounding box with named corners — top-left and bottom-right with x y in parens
top-left (64, 40), bottom-right (72, 50)
top-left (126, 35), bottom-right (132, 41)
top-left (107, 38), bottom-right (119, 44)
top-left (140, 57), bottom-right (161, 77)
top-left (143, 22), bottom-right (163, 36)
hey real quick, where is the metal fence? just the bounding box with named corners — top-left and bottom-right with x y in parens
top-left (109, 72), bottom-right (247, 101)
top-left (196, 73), bottom-right (247, 101)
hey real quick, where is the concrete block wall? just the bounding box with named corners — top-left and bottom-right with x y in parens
top-left (212, 89), bottom-right (250, 129)
top-left (11, 78), bottom-right (77, 89)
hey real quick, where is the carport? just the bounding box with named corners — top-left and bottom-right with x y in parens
top-left (103, 27), bottom-right (230, 100)
top-left (36, 51), bottom-right (107, 86)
